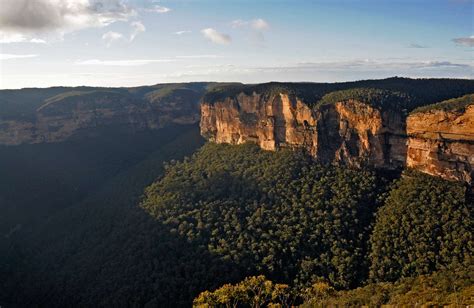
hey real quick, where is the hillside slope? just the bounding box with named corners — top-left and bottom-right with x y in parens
top-left (0, 82), bottom-right (214, 145)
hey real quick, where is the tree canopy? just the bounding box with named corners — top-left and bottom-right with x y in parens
top-left (142, 142), bottom-right (388, 289)
top-left (369, 170), bottom-right (472, 282)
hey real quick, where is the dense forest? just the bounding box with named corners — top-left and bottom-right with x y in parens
top-left (141, 143), bottom-right (473, 306)
top-left (204, 77), bottom-right (474, 112)
top-left (141, 143), bottom-right (388, 290)
top-left (0, 78), bottom-right (473, 307)
top-left (2, 134), bottom-right (471, 306)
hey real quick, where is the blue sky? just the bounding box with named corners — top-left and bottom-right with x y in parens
top-left (0, 0), bottom-right (472, 89)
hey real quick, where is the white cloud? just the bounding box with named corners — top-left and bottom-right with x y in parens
top-left (0, 0), bottom-right (135, 43)
top-left (231, 19), bottom-right (246, 28)
top-left (452, 35), bottom-right (474, 47)
top-left (130, 21), bottom-right (145, 41)
top-left (231, 18), bottom-right (270, 30)
top-left (0, 33), bottom-right (46, 44)
top-left (74, 58), bottom-right (175, 66)
top-left (251, 18), bottom-right (270, 31)
top-left (102, 31), bottom-right (124, 46)
top-left (0, 53), bottom-right (38, 60)
top-left (231, 18), bottom-right (269, 44)
top-left (174, 30), bottom-right (191, 35)
top-left (145, 5), bottom-right (171, 13)
top-left (201, 28), bottom-right (231, 45)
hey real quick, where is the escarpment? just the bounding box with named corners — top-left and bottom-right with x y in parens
top-left (0, 86), bottom-right (205, 145)
top-left (201, 90), bottom-right (474, 186)
top-left (201, 93), bottom-right (407, 169)
top-left (200, 93), bottom-right (318, 154)
top-left (315, 100), bottom-right (406, 168)
top-left (1, 79), bottom-right (473, 185)
top-left (407, 104), bottom-right (474, 185)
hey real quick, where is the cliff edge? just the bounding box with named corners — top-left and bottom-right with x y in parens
top-left (201, 81), bottom-right (474, 185)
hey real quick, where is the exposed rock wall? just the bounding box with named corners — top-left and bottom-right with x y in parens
top-left (200, 93), bottom-right (406, 169)
top-left (201, 92), bottom-right (474, 185)
top-left (406, 105), bottom-right (474, 185)
top-left (315, 100), bottom-right (406, 168)
top-left (201, 93), bottom-right (318, 154)
top-left (0, 96), bottom-right (200, 145)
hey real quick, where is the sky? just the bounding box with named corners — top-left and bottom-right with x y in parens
top-left (0, 0), bottom-right (472, 89)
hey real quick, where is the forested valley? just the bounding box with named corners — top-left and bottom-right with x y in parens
top-left (0, 78), bottom-right (473, 307)
top-left (1, 133), bottom-right (471, 307)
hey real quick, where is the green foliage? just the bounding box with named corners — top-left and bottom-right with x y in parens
top-left (300, 280), bottom-right (336, 303)
top-left (194, 275), bottom-right (292, 308)
top-left (316, 88), bottom-right (411, 111)
top-left (2, 136), bottom-right (472, 307)
top-left (2, 79), bottom-right (473, 307)
top-left (301, 267), bottom-right (474, 307)
top-left (202, 77), bottom-right (474, 111)
top-left (142, 143), bottom-right (387, 289)
top-left (200, 268), bottom-right (474, 307)
top-left (369, 170), bottom-right (473, 282)
top-left (411, 93), bottom-right (474, 114)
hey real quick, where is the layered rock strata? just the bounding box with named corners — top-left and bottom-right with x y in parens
top-left (407, 105), bottom-right (474, 184)
top-left (201, 92), bottom-right (473, 185)
top-left (201, 93), bottom-right (406, 169)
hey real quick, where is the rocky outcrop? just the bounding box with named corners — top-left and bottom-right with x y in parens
top-left (407, 105), bottom-right (474, 185)
top-left (200, 93), bottom-right (406, 169)
top-left (201, 93), bottom-right (318, 153)
top-left (201, 92), bottom-right (474, 185)
top-left (0, 91), bottom-right (200, 145)
top-left (315, 100), bottom-right (406, 168)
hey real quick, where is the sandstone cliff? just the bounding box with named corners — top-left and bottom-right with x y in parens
top-left (201, 92), bottom-right (406, 169)
top-left (201, 93), bottom-right (317, 153)
top-left (407, 103), bottom-right (474, 184)
top-left (201, 91), bottom-right (474, 185)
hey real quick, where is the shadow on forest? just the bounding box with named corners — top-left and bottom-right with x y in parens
top-left (0, 124), bottom-right (243, 307)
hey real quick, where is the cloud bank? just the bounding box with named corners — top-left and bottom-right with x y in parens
top-left (0, 0), bottom-right (137, 43)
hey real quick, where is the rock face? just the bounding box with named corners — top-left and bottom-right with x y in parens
top-left (315, 100), bottom-right (406, 168)
top-left (0, 91), bottom-right (201, 145)
top-left (201, 93), bottom-right (318, 153)
top-left (407, 105), bottom-right (474, 185)
top-left (201, 92), bottom-right (474, 185)
top-left (201, 93), bottom-right (406, 169)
